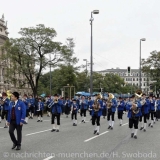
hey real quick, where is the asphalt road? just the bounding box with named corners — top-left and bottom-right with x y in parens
top-left (0, 112), bottom-right (159, 160)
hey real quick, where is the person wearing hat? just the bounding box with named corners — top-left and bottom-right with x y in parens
top-left (148, 95), bottom-right (156, 127)
top-left (28, 95), bottom-right (35, 119)
top-left (23, 94), bottom-right (30, 124)
top-left (117, 97), bottom-right (125, 126)
top-left (126, 95), bottom-right (141, 139)
top-left (51, 94), bottom-right (63, 132)
top-left (7, 92), bottom-right (26, 150)
top-left (64, 97), bottom-right (71, 118)
top-left (46, 96), bottom-right (52, 117)
top-left (37, 98), bottom-right (44, 122)
top-left (139, 93), bottom-right (150, 132)
top-left (71, 99), bottom-right (78, 126)
top-left (1, 92), bottom-right (10, 128)
top-left (80, 96), bottom-right (88, 123)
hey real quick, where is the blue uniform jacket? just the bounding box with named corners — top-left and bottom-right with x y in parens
top-left (91, 99), bottom-right (103, 116)
top-left (23, 98), bottom-right (30, 110)
top-left (80, 100), bottom-right (88, 110)
top-left (110, 99), bottom-right (117, 112)
top-left (51, 99), bottom-right (63, 114)
top-left (29, 98), bottom-right (35, 107)
top-left (65, 100), bottom-right (71, 108)
top-left (2, 98), bottom-right (10, 111)
top-left (88, 100), bottom-right (94, 110)
top-left (72, 103), bottom-right (78, 113)
top-left (156, 100), bottom-right (160, 111)
top-left (141, 99), bottom-right (150, 114)
top-left (126, 101), bottom-right (141, 118)
top-left (149, 100), bottom-right (155, 111)
top-left (37, 102), bottom-right (44, 111)
top-left (117, 100), bottom-right (125, 111)
top-left (7, 100), bottom-right (26, 125)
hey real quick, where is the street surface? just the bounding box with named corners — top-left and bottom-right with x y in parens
top-left (0, 112), bottom-right (159, 160)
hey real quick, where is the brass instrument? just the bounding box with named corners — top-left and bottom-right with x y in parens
top-left (132, 90), bottom-right (142, 114)
top-left (7, 90), bottom-right (12, 99)
top-left (48, 98), bottom-right (59, 108)
top-left (54, 98), bottom-right (58, 103)
top-left (0, 98), bottom-right (6, 105)
top-left (93, 93), bottom-right (102, 111)
top-left (107, 93), bottom-right (114, 109)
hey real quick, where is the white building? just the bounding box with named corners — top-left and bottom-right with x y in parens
top-left (0, 14), bottom-right (32, 95)
top-left (97, 68), bottom-right (152, 94)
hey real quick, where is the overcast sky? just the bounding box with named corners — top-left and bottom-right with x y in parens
top-left (1, 0), bottom-right (160, 72)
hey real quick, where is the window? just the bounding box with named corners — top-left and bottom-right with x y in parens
top-left (144, 83), bottom-right (145, 86)
top-left (0, 28), bottom-right (2, 32)
top-left (144, 78), bottom-right (145, 81)
top-left (137, 73), bottom-right (139, 76)
top-left (133, 78), bottom-right (135, 81)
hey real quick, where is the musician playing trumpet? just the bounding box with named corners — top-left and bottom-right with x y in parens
top-left (117, 97), bottom-right (125, 126)
top-left (92, 94), bottom-right (103, 135)
top-left (50, 94), bottom-right (63, 132)
top-left (107, 93), bottom-right (117, 130)
top-left (126, 95), bottom-right (141, 139)
top-left (139, 93), bottom-right (149, 132)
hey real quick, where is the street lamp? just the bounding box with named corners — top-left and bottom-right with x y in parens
top-left (139, 38), bottom-right (146, 90)
top-left (90, 10), bottom-right (99, 96)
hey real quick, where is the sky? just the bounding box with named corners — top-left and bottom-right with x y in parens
top-left (1, 0), bottom-right (160, 72)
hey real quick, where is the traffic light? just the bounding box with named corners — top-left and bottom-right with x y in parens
top-left (127, 66), bottom-right (131, 74)
top-left (150, 84), bottom-right (153, 90)
top-left (99, 88), bottom-right (103, 92)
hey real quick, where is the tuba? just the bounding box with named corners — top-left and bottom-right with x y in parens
top-left (107, 93), bottom-right (114, 109)
top-left (132, 90), bottom-right (142, 114)
top-left (93, 93), bottom-right (102, 111)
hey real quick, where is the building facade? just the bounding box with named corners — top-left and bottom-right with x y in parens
top-left (0, 14), bottom-right (32, 95)
top-left (97, 68), bottom-right (152, 94)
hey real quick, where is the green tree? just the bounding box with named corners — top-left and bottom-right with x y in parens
top-left (2, 24), bottom-right (71, 97)
top-left (142, 50), bottom-right (160, 94)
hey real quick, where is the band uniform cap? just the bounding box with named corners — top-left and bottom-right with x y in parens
top-left (73, 99), bottom-right (76, 101)
top-left (119, 97), bottom-right (122, 99)
top-left (142, 93), bottom-right (146, 96)
top-left (54, 94), bottom-right (58, 97)
top-left (24, 94), bottom-right (27, 97)
top-left (12, 92), bottom-right (19, 99)
top-left (130, 95), bottom-right (135, 98)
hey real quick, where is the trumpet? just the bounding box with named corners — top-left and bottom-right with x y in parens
top-left (54, 98), bottom-right (58, 103)
top-left (0, 98), bottom-right (6, 105)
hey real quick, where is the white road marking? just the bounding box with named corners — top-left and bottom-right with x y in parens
top-left (0, 127), bottom-right (4, 129)
top-left (43, 156), bottom-right (54, 160)
top-left (25, 129), bottom-right (51, 136)
top-left (122, 123), bottom-right (128, 126)
top-left (84, 131), bottom-right (109, 142)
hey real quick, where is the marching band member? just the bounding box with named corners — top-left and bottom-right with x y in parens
top-left (37, 98), bottom-right (44, 122)
top-left (126, 95), bottom-right (141, 139)
top-left (88, 97), bottom-right (94, 120)
top-left (64, 97), bottom-right (71, 118)
top-left (117, 97), bottom-right (125, 126)
top-left (148, 95), bottom-right (156, 127)
top-left (46, 96), bottom-right (52, 117)
top-left (23, 94), bottom-right (30, 124)
top-left (92, 94), bottom-right (103, 135)
top-left (102, 99), bottom-right (107, 119)
top-left (1, 92), bottom-right (10, 128)
top-left (153, 96), bottom-right (157, 123)
top-left (51, 94), bottom-right (63, 132)
top-left (107, 93), bottom-right (117, 130)
top-left (7, 92), bottom-right (26, 150)
top-left (139, 93), bottom-right (149, 132)
top-left (80, 96), bottom-right (88, 123)
top-left (29, 95), bottom-right (35, 119)
top-left (71, 99), bottom-right (78, 126)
